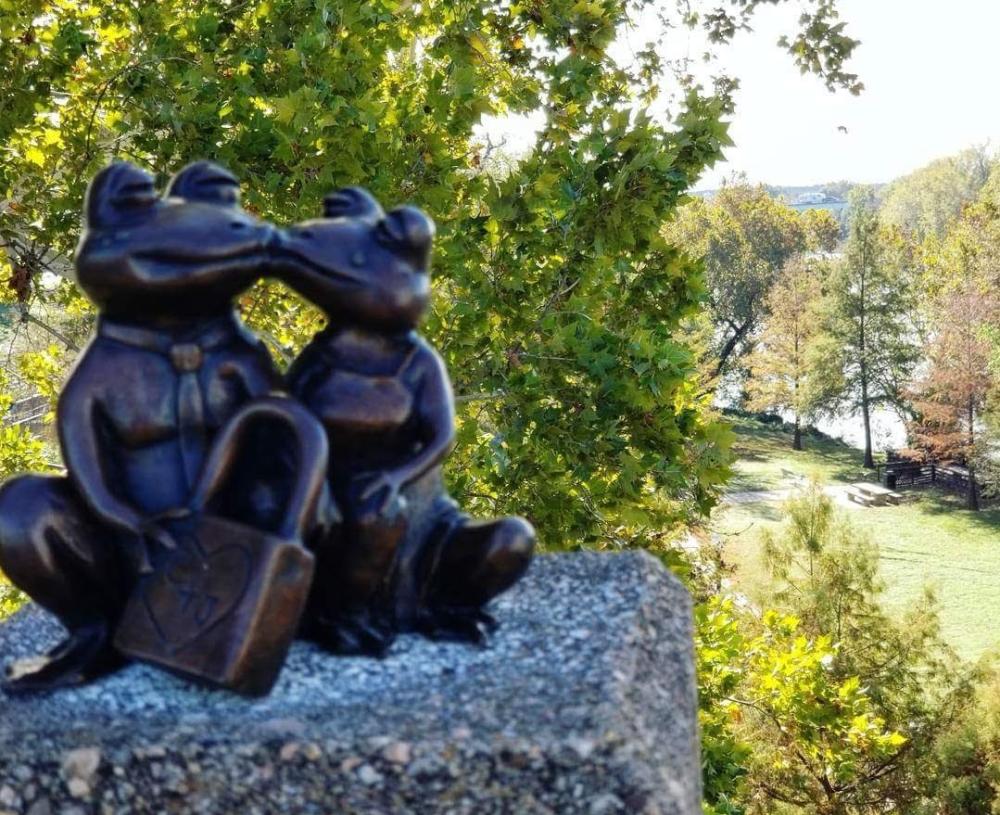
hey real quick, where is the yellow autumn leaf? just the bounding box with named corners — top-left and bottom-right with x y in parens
top-left (25, 146), bottom-right (46, 166)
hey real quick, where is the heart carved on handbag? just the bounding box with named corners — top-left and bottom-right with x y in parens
top-left (140, 542), bottom-right (254, 653)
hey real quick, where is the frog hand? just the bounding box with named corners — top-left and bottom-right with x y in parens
top-left (360, 470), bottom-right (407, 516)
top-left (123, 521), bottom-right (178, 575)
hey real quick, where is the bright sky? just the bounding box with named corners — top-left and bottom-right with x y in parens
top-left (699, 0), bottom-right (1000, 188)
top-left (483, 1), bottom-right (1000, 189)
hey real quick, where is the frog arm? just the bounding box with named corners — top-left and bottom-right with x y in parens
top-left (58, 379), bottom-right (146, 537)
top-left (284, 337), bottom-right (326, 398)
top-left (395, 344), bottom-right (456, 488)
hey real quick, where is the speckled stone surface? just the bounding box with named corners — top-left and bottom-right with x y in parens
top-left (0, 552), bottom-right (700, 815)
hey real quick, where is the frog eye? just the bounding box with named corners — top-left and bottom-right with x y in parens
top-left (85, 160), bottom-right (158, 228)
top-left (323, 187), bottom-right (384, 222)
top-left (375, 206), bottom-right (435, 270)
top-left (167, 161), bottom-right (241, 207)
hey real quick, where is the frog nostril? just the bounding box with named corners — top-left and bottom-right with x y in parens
top-left (230, 221), bottom-right (248, 230)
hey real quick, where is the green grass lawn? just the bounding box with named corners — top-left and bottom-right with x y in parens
top-left (724, 416), bottom-right (874, 493)
top-left (715, 418), bottom-right (1000, 661)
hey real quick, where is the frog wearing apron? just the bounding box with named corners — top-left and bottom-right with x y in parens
top-left (275, 188), bottom-right (535, 655)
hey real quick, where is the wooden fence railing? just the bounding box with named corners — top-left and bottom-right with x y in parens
top-left (876, 460), bottom-right (986, 500)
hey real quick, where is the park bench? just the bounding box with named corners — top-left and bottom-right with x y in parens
top-left (845, 486), bottom-right (876, 506)
top-left (850, 482), bottom-right (903, 506)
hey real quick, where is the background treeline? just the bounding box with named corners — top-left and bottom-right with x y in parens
top-left (672, 147), bottom-right (1000, 814)
top-left (1, 2), bottom-right (998, 813)
top-left (668, 147), bottom-right (1000, 506)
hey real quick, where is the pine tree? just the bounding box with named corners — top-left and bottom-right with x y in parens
top-left (822, 188), bottom-right (920, 469)
top-left (745, 256), bottom-right (838, 450)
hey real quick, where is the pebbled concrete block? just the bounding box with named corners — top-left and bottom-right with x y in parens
top-left (0, 552), bottom-right (701, 814)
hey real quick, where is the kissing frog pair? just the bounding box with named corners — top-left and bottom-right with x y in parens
top-left (0, 161), bottom-right (534, 693)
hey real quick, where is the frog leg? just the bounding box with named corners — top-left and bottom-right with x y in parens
top-left (302, 487), bottom-right (406, 657)
top-left (0, 475), bottom-right (128, 692)
top-left (412, 514), bottom-right (535, 644)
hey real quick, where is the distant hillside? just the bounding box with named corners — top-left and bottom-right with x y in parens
top-left (764, 180), bottom-right (856, 201)
top-left (693, 180), bottom-right (886, 204)
top-left (690, 180), bottom-right (886, 226)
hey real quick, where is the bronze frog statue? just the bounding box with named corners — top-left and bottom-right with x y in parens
top-left (0, 161), bottom-right (328, 692)
top-left (273, 187), bottom-right (535, 655)
top-left (0, 162), bottom-right (536, 696)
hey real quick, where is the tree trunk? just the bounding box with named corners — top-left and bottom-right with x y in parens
top-left (967, 467), bottom-right (980, 511)
top-left (857, 234), bottom-right (874, 469)
top-left (860, 388), bottom-right (874, 469)
top-left (967, 398), bottom-right (979, 510)
top-left (714, 313), bottom-right (755, 378)
top-left (793, 415), bottom-right (803, 451)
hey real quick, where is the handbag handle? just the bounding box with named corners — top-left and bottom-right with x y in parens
top-left (188, 395), bottom-right (330, 542)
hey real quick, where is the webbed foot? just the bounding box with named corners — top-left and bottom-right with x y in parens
top-left (305, 611), bottom-right (396, 658)
top-left (2, 623), bottom-right (124, 694)
top-left (414, 606), bottom-right (498, 645)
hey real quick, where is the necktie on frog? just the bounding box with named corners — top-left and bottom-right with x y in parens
top-left (97, 315), bottom-right (241, 492)
top-left (170, 342), bottom-right (207, 490)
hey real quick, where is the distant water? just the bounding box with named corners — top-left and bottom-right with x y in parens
top-left (717, 378), bottom-right (909, 452)
top-left (813, 409), bottom-right (908, 453)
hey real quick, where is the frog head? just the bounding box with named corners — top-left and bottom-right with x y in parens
top-left (75, 160), bottom-right (274, 324)
top-left (272, 187), bottom-right (435, 333)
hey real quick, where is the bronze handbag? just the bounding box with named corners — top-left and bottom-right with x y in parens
top-left (114, 397), bottom-right (329, 696)
top-left (114, 515), bottom-right (315, 696)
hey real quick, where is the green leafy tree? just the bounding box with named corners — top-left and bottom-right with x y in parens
top-left (745, 255), bottom-right (840, 450)
top-left (917, 158), bottom-right (1000, 307)
top-left (0, 368), bottom-right (47, 620)
top-left (0, 0), bottom-right (860, 552)
top-left (665, 180), bottom-right (840, 385)
top-left (698, 598), bottom-right (910, 815)
top-left (913, 669), bottom-right (1000, 815)
top-left (698, 479), bottom-right (957, 815)
top-left (0, 369), bottom-right (48, 481)
top-left (758, 481), bottom-right (966, 812)
top-left (880, 146), bottom-right (994, 241)
top-left (699, 477), bottom-right (980, 813)
top-left (821, 188), bottom-right (920, 468)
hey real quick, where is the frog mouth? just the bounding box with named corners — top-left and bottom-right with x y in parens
top-left (129, 249), bottom-right (268, 281)
top-left (268, 245), bottom-right (369, 287)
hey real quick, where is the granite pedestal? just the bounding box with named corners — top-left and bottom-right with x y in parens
top-left (0, 552), bottom-right (700, 815)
